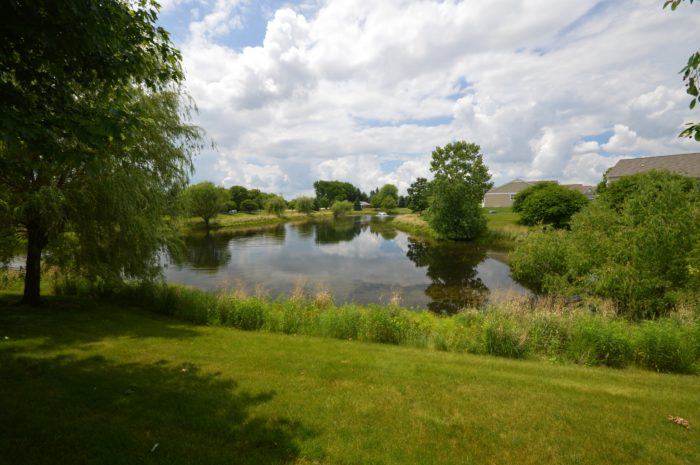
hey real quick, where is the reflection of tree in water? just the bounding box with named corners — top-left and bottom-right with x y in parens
top-left (291, 221), bottom-right (314, 239)
top-left (368, 219), bottom-right (397, 240)
top-left (406, 238), bottom-right (488, 313)
top-left (314, 218), bottom-right (364, 244)
top-left (173, 225), bottom-right (285, 270)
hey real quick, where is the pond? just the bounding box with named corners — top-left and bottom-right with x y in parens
top-left (165, 216), bottom-right (530, 313)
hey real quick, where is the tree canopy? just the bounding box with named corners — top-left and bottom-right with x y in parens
top-left (427, 141), bottom-right (493, 240)
top-left (407, 177), bottom-right (432, 212)
top-left (0, 1), bottom-right (201, 304)
top-left (181, 182), bottom-right (228, 231)
top-left (370, 184), bottom-right (399, 210)
top-left (313, 180), bottom-right (363, 205)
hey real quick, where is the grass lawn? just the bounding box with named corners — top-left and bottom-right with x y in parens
top-left (1, 295), bottom-right (698, 465)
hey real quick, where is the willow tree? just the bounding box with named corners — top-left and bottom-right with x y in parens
top-left (0, 0), bottom-right (202, 304)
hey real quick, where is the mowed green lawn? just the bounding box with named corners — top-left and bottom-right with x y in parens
top-left (1, 296), bottom-right (698, 465)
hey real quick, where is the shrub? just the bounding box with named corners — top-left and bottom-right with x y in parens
top-left (568, 318), bottom-right (632, 368)
top-left (264, 196), bottom-right (287, 217)
top-left (513, 182), bottom-right (588, 228)
top-left (330, 200), bottom-right (353, 217)
top-left (483, 315), bottom-right (529, 359)
top-left (634, 319), bottom-right (698, 373)
top-left (511, 171), bottom-right (700, 318)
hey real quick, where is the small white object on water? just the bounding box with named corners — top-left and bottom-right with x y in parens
top-left (151, 443), bottom-right (159, 452)
top-left (4, 336), bottom-right (8, 340)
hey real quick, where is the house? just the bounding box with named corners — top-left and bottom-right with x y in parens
top-left (482, 179), bottom-right (551, 208)
top-left (483, 179), bottom-right (596, 207)
top-left (359, 201), bottom-right (371, 209)
top-left (607, 153), bottom-right (700, 182)
top-left (561, 183), bottom-right (597, 201)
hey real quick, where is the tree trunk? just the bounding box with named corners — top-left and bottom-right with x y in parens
top-left (22, 221), bottom-right (48, 306)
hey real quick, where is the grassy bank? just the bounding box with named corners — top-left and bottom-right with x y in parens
top-left (1, 293), bottom-right (698, 465)
top-left (391, 208), bottom-right (529, 247)
top-left (182, 210), bottom-right (334, 232)
top-left (55, 282), bottom-right (700, 374)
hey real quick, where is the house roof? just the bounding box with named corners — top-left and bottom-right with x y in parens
top-left (607, 153), bottom-right (700, 179)
top-left (486, 179), bottom-right (554, 194)
top-left (562, 184), bottom-right (596, 195)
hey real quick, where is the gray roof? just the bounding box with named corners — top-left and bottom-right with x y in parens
top-left (486, 179), bottom-right (554, 194)
top-left (607, 153), bottom-right (700, 179)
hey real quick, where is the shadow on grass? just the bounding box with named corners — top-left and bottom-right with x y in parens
top-left (0, 350), bottom-right (312, 465)
top-left (0, 294), bottom-right (201, 351)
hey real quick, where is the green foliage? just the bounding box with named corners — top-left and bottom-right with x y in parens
top-left (427, 141), bottom-right (493, 239)
top-left (331, 200), bottom-right (353, 217)
top-left (264, 195), bottom-right (287, 217)
top-left (294, 196), bottom-right (315, 214)
top-left (511, 171), bottom-right (700, 318)
top-left (664, 0), bottom-right (700, 140)
top-left (634, 319), bottom-right (699, 373)
top-left (240, 199), bottom-right (259, 213)
top-left (483, 316), bottom-right (529, 359)
top-left (313, 180), bottom-right (362, 205)
top-left (512, 183), bottom-right (588, 228)
top-left (181, 182), bottom-right (228, 229)
top-left (369, 184), bottom-right (399, 209)
top-left (0, 1), bottom-right (201, 304)
top-left (568, 317), bottom-right (633, 368)
top-left (509, 230), bottom-right (570, 293)
top-left (407, 177), bottom-right (432, 212)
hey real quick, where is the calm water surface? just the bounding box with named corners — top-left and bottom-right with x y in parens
top-left (166, 216), bottom-right (530, 313)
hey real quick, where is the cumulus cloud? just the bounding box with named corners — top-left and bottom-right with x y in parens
top-left (163, 0), bottom-right (700, 197)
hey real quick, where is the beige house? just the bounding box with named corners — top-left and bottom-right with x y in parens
top-left (483, 180), bottom-right (596, 208)
top-left (482, 180), bottom-right (548, 208)
top-left (607, 153), bottom-right (700, 182)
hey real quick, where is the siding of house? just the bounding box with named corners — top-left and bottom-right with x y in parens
top-left (483, 180), bottom-right (542, 208)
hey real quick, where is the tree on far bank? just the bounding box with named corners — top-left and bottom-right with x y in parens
top-left (0, 0), bottom-right (201, 304)
top-left (407, 177), bottom-right (432, 212)
top-left (331, 200), bottom-right (353, 217)
top-left (513, 183), bottom-right (588, 229)
top-left (294, 196), bottom-right (315, 214)
top-left (370, 184), bottom-right (399, 209)
top-left (265, 195), bottom-right (287, 217)
top-left (427, 141), bottom-right (493, 240)
top-left (181, 182), bottom-right (228, 232)
top-left (240, 199), bottom-right (258, 213)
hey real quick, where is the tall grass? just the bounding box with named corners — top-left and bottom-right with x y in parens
top-left (101, 282), bottom-right (700, 375)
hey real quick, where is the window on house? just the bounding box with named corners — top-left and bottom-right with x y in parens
top-left (510, 194), bottom-right (516, 200)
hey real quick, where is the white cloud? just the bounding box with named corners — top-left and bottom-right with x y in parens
top-left (164, 0), bottom-right (700, 196)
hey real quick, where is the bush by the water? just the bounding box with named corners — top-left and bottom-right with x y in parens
top-left (511, 171), bottom-right (700, 319)
top-left (99, 282), bottom-right (700, 374)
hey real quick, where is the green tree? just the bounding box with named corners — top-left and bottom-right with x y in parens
top-left (240, 199), bottom-right (259, 213)
top-left (313, 180), bottom-right (361, 205)
top-left (294, 196), bottom-right (315, 214)
top-left (664, 0), bottom-right (700, 140)
top-left (181, 182), bottom-right (228, 231)
top-left (512, 183), bottom-right (588, 228)
top-left (427, 141), bottom-right (493, 239)
top-left (0, 0), bottom-right (195, 304)
top-left (370, 184), bottom-right (399, 209)
top-left (265, 195), bottom-right (287, 217)
top-left (407, 177), bottom-right (432, 212)
top-left (331, 200), bottom-right (353, 217)
top-left (228, 186), bottom-right (249, 208)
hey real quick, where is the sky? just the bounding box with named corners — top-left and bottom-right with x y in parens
top-left (157, 0), bottom-right (700, 198)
